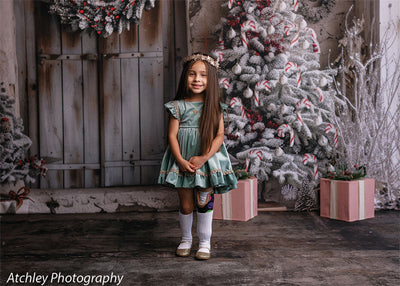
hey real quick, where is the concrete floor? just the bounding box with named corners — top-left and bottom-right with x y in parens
top-left (1, 211), bottom-right (399, 286)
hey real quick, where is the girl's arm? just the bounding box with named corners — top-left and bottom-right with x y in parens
top-left (168, 117), bottom-right (196, 173)
top-left (189, 114), bottom-right (224, 170)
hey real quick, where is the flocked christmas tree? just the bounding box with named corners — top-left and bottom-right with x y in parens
top-left (212, 0), bottom-right (345, 194)
top-left (0, 84), bottom-right (47, 185)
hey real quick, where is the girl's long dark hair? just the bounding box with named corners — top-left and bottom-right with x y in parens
top-left (175, 54), bottom-right (222, 155)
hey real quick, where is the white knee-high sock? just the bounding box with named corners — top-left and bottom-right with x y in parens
top-left (197, 211), bottom-right (213, 249)
top-left (179, 211), bottom-right (193, 243)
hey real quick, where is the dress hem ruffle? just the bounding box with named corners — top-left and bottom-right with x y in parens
top-left (158, 170), bottom-right (237, 194)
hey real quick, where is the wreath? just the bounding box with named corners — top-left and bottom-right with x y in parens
top-left (49, 0), bottom-right (156, 38)
top-left (298, 0), bottom-right (336, 23)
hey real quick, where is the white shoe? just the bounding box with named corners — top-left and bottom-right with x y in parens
top-left (195, 247), bottom-right (211, 260)
top-left (176, 241), bottom-right (192, 257)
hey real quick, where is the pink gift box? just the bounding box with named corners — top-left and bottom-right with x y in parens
top-left (213, 177), bottom-right (258, 221)
top-left (320, 178), bottom-right (375, 222)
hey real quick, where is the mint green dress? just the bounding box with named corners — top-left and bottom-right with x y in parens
top-left (158, 100), bottom-right (237, 194)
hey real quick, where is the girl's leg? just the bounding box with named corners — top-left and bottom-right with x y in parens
top-left (176, 188), bottom-right (195, 257)
top-left (196, 187), bottom-right (214, 260)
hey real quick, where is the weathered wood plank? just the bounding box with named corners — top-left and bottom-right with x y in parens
top-left (173, 0), bottom-right (188, 89)
top-left (100, 33), bottom-right (123, 186)
top-left (120, 59), bottom-right (141, 185)
top-left (35, 1), bottom-right (61, 55)
top-left (14, 0), bottom-right (28, 137)
top-left (25, 0), bottom-right (40, 188)
top-left (138, 0), bottom-right (162, 52)
top-left (62, 30), bottom-right (84, 188)
top-left (120, 24), bottom-right (140, 185)
top-left (120, 22), bottom-right (139, 53)
top-left (139, 58), bottom-right (164, 185)
top-left (82, 33), bottom-right (100, 188)
top-left (38, 61), bottom-right (64, 188)
top-left (161, 0), bottom-right (176, 174)
top-left (139, 0), bottom-right (163, 184)
top-left (36, 1), bottom-right (63, 188)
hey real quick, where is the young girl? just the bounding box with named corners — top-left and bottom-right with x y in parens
top-left (158, 53), bottom-right (237, 260)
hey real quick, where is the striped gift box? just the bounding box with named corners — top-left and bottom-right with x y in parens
top-left (320, 178), bottom-right (375, 222)
top-left (213, 177), bottom-right (258, 221)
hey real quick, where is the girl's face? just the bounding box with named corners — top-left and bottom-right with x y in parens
top-left (187, 61), bottom-right (207, 95)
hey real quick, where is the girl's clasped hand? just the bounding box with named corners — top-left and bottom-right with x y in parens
top-left (177, 156), bottom-right (207, 173)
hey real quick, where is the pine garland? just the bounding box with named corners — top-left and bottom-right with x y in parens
top-left (49, 0), bottom-right (156, 38)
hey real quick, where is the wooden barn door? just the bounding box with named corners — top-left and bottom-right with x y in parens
top-left (29, 0), bottom-right (180, 188)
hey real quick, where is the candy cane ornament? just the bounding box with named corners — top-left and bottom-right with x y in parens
top-left (230, 97), bottom-right (246, 118)
top-left (219, 78), bottom-right (230, 89)
top-left (290, 32), bottom-right (300, 48)
top-left (306, 27), bottom-right (317, 41)
top-left (324, 123), bottom-right (338, 147)
top-left (296, 98), bottom-right (311, 125)
top-left (314, 87), bottom-right (324, 102)
top-left (284, 22), bottom-right (297, 36)
top-left (277, 124), bottom-right (295, 147)
top-left (246, 150), bottom-right (263, 171)
top-left (254, 80), bottom-right (271, 107)
top-left (293, 0), bottom-right (299, 11)
top-left (285, 62), bottom-right (299, 73)
top-left (228, 0), bottom-right (234, 9)
top-left (241, 20), bottom-right (257, 32)
top-left (296, 72), bottom-right (302, 87)
top-left (305, 27), bottom-right (320, 53)
top-left (241, 31), bottom-right (250, 48)
top-left (211, 49), bottom-right (224, 62)
top-left (303, 153), bottom-right (319, 179)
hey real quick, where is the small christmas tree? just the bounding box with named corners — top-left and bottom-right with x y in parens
top-left (212, 0), bottom-right (345, 195)
top-left (0, 84), bottom-right (46, 184)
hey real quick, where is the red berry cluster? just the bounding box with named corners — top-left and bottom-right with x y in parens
top-left (256, 0), bottom-right (272, 10)
top-left (266, 120), bottom-right (279, 129)
top-left (227, 133), bottom-right (239, 140)
top-left (226, 12), bottom-right (247, 27)
top-left (17, 156), bottom-right (47, 175)
top-left (264, 36), bottom-right (285, 55)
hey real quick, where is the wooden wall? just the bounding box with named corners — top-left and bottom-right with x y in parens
top-left (15, 0), bottom-right (186, 189)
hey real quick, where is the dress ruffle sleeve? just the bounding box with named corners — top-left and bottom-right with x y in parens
top-left (221, 102), bottom-right (228, 117)
top-left (164, 101), bottom-right (180, 121)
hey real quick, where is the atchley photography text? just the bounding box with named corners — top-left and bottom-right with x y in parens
top-left (5, 272), bottom-right (124, 286)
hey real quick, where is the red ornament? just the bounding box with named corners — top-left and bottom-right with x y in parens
top-left (97, 31), bottom-right (102, 34)
top-left (83, 2), bottom-right (87, 5)
top-left (116, 15), bottom-right (120, 19)
top-left (79, 10), bottom-right (84, 14)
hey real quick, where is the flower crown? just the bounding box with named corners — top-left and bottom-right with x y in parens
top-left (183, 54), bottom-right (219, 69)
